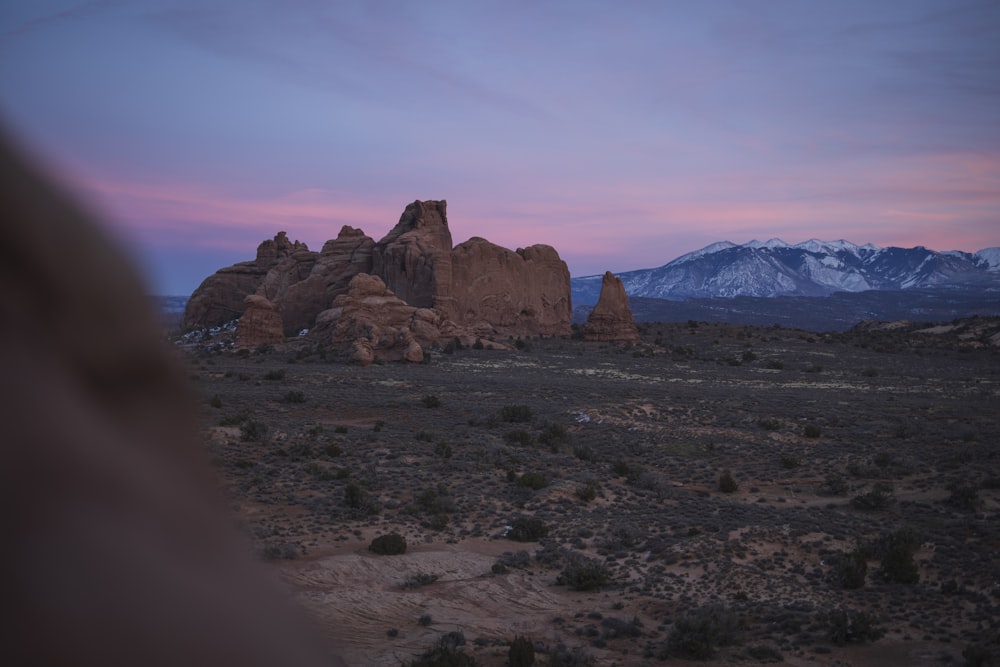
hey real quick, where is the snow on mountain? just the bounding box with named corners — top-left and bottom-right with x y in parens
top-left (572, 240), bottom-right (998, 306)
top-left (976, 247), bottom-right (1000, 271)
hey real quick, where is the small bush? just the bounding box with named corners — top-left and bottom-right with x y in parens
top-left (803, 424), bottom-right (822, 438)
top-left (758, 418), bottom-right (780, 431)
top-left (264, 368), bottom-right (286, 381)
top-left (538, 423), bottom-right (568, 448)
top-left (517, 471), bottom-right (548, 490)
top-left (820, 473), bottom-right (850, 496)
top-left (508, 635), bottom-right (535, 667)
top-left (283, 389), bottom-right (306, 403)
top-left (663, 605), bottom-right (739, 660)
top-left (779, 455), bottom-right (800, 469)
top-left (851, 482), bottom-right (894, 511)
top-left (877, 527), bottom-right (920, 584)
top-left (836, 550), bottom-right (868, 589)
top-left (369, 533), bottom-right (407, 555)
top-left (220, 409), bottom-right (251, 426)
top-left (240, 419), bottom-right (268, 442)
top-left (718, 471), bottom-right (738, 494)
top-left (575, 480), bottom-right (598, 502)
top-left (504, 430), bottom-right (534, 447)
top-left (422, 394), bottom-right (442, 408)
top-left (506, 517), bottom-right (548, 542)
top-left (208, 394), bottom-right (223, 408)
top-left (402, 573), bottom-right (439, 588)
top-left (500, 405), bottom-right (534, 423)
top-left (557, 557), bottom-right (611, 591)
top-left (344, 482), bottom-right (364, 509)
top-left (947, 480), bottom-right (980, 511)
top-left (827, 608), bottom-right (885, 645)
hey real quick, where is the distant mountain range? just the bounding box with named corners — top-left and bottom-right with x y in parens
top-left (572, 239), bottom-right (1000, 306)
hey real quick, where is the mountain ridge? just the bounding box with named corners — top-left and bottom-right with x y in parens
top-left (572, 239), bottom-right (1000, 306)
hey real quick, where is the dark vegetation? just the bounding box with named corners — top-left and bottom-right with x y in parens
top-left (188, 317), bottom-right (1000, 665)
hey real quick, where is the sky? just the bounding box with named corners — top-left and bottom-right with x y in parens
top-left (1, 0), bottom-right (999, 295)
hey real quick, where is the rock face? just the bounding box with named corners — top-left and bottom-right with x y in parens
top-left (258, 226), bottom-right (375, 336)
top-left (182, 232), bottom-right (308, 330)
top-left (235, 295), bottom-right (285, 348)
top-left (449, 238), bottom-right (571, 337)
top-left (183, 200), bottom-right (573, 353)
top-left (583, 272), bottom-right (640, 343)
top-left (313, 274), bottom-right (459, 365)
top-left (372, 200), bottom-right (453, 309)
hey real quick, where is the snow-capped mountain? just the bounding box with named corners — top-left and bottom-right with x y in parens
top-left (572, 240), bottom-right (1000, 305)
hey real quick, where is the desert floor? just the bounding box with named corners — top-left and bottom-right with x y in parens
top-left (186, 320), bottom-right (1000, 666)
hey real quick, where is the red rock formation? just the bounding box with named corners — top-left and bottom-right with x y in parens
top-left (259, 226), bottom-right (375, 336)
top-left (313, 274), bottom-right (459, 365)
top-left (235, 295), bottom-right (285, 348)
top-left (372, 200), bottom-right (453, 309)
top-left (182, 232), bottom-right (307, 330)
top-left (583, 271), bottom-right (640, 343)
top-left (448, 238), bottom-right (572, 337)
top-left (183, 200), bottom-right (573, 351)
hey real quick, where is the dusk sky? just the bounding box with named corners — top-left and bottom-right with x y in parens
top-left (2, 0), bottom-right (998, 295)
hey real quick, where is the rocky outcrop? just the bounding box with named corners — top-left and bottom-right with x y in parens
top-left (313, 274), bottom-right (459, 365)
top-left (372, 200), bottom-right (453, 309)
top-left (448, 238), bottom-right (571, 337)
top-left (235, 295), bottom-right (285, 348)
top-left (583, 272), bottom-right (639, 343)
top-left (182, 200), bottom-right (573, 352)
top-left (182, 232), bottom-right (308, 330)
top-left (258, 226), bottom-right (375, 336)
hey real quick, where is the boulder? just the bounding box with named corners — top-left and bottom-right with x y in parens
top-left (182, 232), bottom-right (307, 330)
top-left (235, 295), bottom-right (285, 348)
top-left (583, 272), bottom-right (640, 343)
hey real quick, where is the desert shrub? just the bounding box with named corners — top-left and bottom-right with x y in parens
top-left (283, 389), bottom-right (306, 403)
top-left (575, 480), bottom-right (598, 502)
top-left (517, 471), bottom-right (548, 490)
top-left (220, 409), bottom-right (251, 426)
top-left (765, 359), bottom-right (784, 370)
top-left (538, 422), bottom-right (568, 446)
top-left (827, 608), bottom-right (885, 645)
top-left (718, 471), bottom-right (738, 494)
top-left (473, 338), bottom-right (485, 350)
top-left (422, 394), bottom-right (442, 408)
top-left (612, 459), bottom-right (631, 477)
top-left (402, 573), bottom-right (439, 588)
top-left (758, 418), bottom-right (780, 431)
top-left (323, 443), bottom-right (341, 457)
top-left (861, 367), bottom-right (878, 377)
top-left (600, 616), bottom-right (642, 639)
top-left (344, 482), bottom-right (364, 509)
top-left (208, 394), bottom-right (223, 408)
top-left (663, 605), bottom-right (739, 660)
top-left (746, 644), bottom-right (784, 662)
top-left (877, 527), bottom-right (920, 584)
top-left (504, 430), bottom-right (534, 446)
top-left (851, 482), bottom-right (894, 510)
top-left (779, 455), bottom-right (800, 469)
top-left (873, 451), bottom-right (894, 467)
top-left (369, 533), bottom-right (407, 555)
top-left (408, 632), bottom-right (477, 667)
top-left (334, 425), bottom-right (348, 433)
top-left (418, 613), bottom-right (433, 626)
top-left (836, 550), bottom-right (868, 589)
top-left (508, 635), bottom-right (535, 667)
top-left (500, 404), bottom-right (534, 423)
top-left (434, 442), bottom-right (453, 460)
top-left (947, 480), bottom-right (980, 511)
top-left (556, 557), bottom-right (611, 591)
top-left (240, 419), bottom-right (268, 442)
top-left (492, 550), bottom-right (531, 574)
top-left (803, 424), bottom-right (822, 438)
top-left (416, 431), bottom-right (434, 442)
top-left (506, 517), bottom-right (548, 542)
top-left (263, 368), bottom-right (286, 381)
top-left (819, 473), bottom-right (850, 496)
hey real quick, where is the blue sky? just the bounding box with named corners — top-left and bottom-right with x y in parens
top-left (2, 0), bottom-right (998, 295)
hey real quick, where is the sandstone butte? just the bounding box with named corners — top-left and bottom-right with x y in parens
top-left (182, 200), bottom-right (573, 362)
top-left (583, 271), bottom-right (641, 343)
